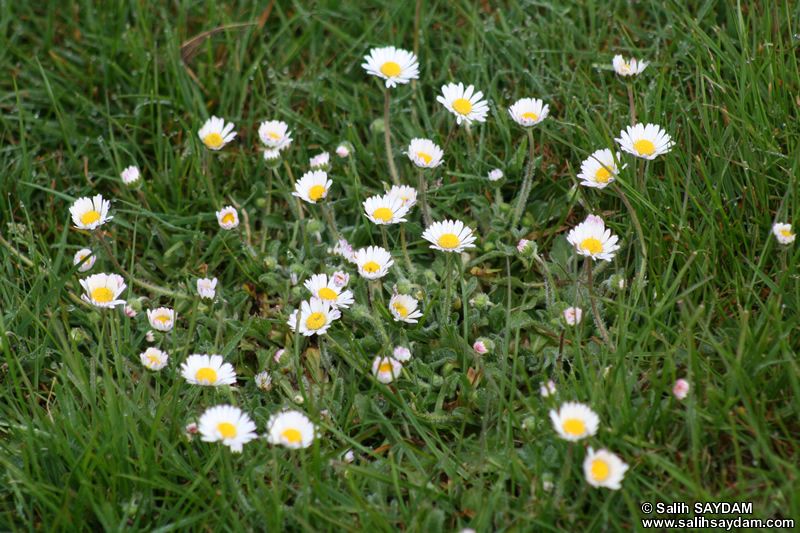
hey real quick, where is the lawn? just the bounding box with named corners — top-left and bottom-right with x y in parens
top-left (1, 0), bottom-right (799, 531)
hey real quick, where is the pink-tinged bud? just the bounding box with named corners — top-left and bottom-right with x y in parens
top-left (473, 341), bottom-right (488, 355)
top-left (563, 307), bottom-right (583, 326)
top-left (673, 379), bottom-right (690, 400)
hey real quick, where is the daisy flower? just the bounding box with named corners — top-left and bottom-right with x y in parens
top-left (437, 82), bottom-right (489, 125)
top-left (181, 354), bottom-right (237, 387)
top-left (140, 347), bottom-right (169, 371)
top-left (361, 46), bottom-right (419, 89)
top-left (292, 170), bottom-right (332, 204)
top-left (388, 185), bottom-right (418, 209)
top-left (389, 293), bottom-right (423, 323)
top-left (615, 123), bottom-right (674, 160)
top-left (508, 98), bottom-right (549, 128)
top-left (287, 298), bottom-right (342, 336)
top-left (258, 120), bottom-right (292, 151)
top-left (566, 214), bottom-right (620, 261)
top-left (121, 165), bottom-right (140, 186)
top-left (673, 379), bottom-right (690, 400)
top-left (70, 194), bottom-right (113, 230)
top-left (372, 356), bottom-right (402, 384)
top-left (577, 149), bottom-right (626, 189)
top-left (80, 273), bottom-right (127, 309)
top-left (197, 277), bottom-right (218, 300)
top-left (612, 55), bottom-right (649, 77)
top-left (363, 194), bottom-right (410, 225)
top-left (583, 447), bottom-right (629, 490)
top-left (73, 248), bottom-right (96, 272)
top-left (255, 371), bottom-right (272, 391)
top-left (488, 169), bottom-right (504, 182)
top-left (216, 206), bottom-right (239, 230)
top-left (563, 307), bottom-right (583, 326)
top-left (198, 405), bottom-right (258, 454)
top-left (147, 307), bottom-right (176, 332)
top-left (772, 222), bottom-right (796, 245)
top-left (309, 152), bottom-right (330, 171)
top-left (405, 138), bottom-right (444, 169)
top-left (266, 410), bottom-right (317, 449)
top-left (421, 219), bottom-right (478, 253)
top-left (303, 274), bottom-right (354, 308)
top-left (198, 116), bottom-right (236, 150)
top-left (354, 246), bottom-right (394, 279)
top-left (549, 402), bottom-right (600, 441)
top-left (393, 346), bottom-right (412, 363)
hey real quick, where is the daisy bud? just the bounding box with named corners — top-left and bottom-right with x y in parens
top-left (541, 474), bottom-right (555, 492)
top-left (309, 152), bottom-right (331, 171)
top-left (255, 371), bottom-right (272, 391)
top-left (473, 340), bottom-right (488, 355)
top-left (121, 165), bottom-right (141, 187)
top-left (146, 330), bottom-right (156, 342)
top-left (263, 148), bottom-right (282, 168)
top-left (293, 394), bottom-right (305, 405)
top-left (336, 142), bottom-right (353, 158)
top-left (197, 277), bottom-right (218, 300)
top-left (124, 305), bottom-right (137, 318)
top-left (344, 450), bottom-right (355, 463)
top-left (393, 346), bottom-right (412, 363)
top-left (185, 422), bottom-right (199, 436)
top-left (563, 307), bottom-right (583, 326)
top-left (488, 169), bottom-right (504, 182)
top-left (517, 239), bottom-right (537, 258)
top-left (274, 348), bottom-right (287, 364)
top-left (332, 271), bottom-right (349, 288)
top-left (673, 379), bottom-right (690, 400)
top-left (469, 293), bottom-right (491, 310)
top-left (263, 256), bottom-right (277, 269)
top-left (69, 328), bottom-right (85, 343)
top-left (540, 380), bottom-right (556, 398)
top-left (395, 278), bottom-right (412, 295)
top-left (306, 219), bottom-right (325, 234)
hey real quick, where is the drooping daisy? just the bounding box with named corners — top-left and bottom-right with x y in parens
top-left (673, 378), bottom-right (690, 400)
top-left (73, 248), bottom-right (96, 272)
top-left (508, 98), bottom-right (549, 128)
top-left (405, 138), bottom-right (444, 169)
top-left (549, 402), bottom-right (600, 441)
top-left (566, 215), bottom-right (620, 262)
top-left (612, 55), bottom-right (649, 77)
top-left (292, 170), bottom-right (332, 204)
top-left (140, 347), bottom-right (169, 371)
top-left (363, 194), bottom-right (410, 225)
top-left (361, 46), bottom-right (420, 89)
top-left (577, 149), bottom-right (626, 189)
top-left (70, 194), bottom-right (113, 230)
top-left (198, 405), bottom-right (258, 453)
top-left (197, 277), bottom-right (218, 300)
top-left (198, 116), bottom-right (236, 150)
top-left (583, 447), bottom-right (629, 490)
top-left (393, 346), bottom-right (412, 363)
top-left (563, 307), bottom-right (583, 326)
top-left (121, 165), bottom-right (140, 186)
top-left (309, 152), bottom-right (330, 171)
top-left (421, 219), bottom-right (478, 253)
top-left (389, 293), bottom-right (423, 323)
top-left (258, 120), bottom-right (292, 151)
top-left (615, 123), bottom-right (674, 160)
top-left (372, 356), bottom-right (402, 384)
top-left (287, 298), bottom-right (342, 336)
top-left (266, 410), bottom-right (317, 449)
top-left (181, 354), bottom-right (237, 387)
top-left (255, 371), bottom-right (272, 391)
top-left (772, 222), bottom-right (796, 245)
top-left (80, 273), bottom-right (127, 309)
top-left (388, 185), bottom-right (418, 209)
top-left (437, 82), bottom-right (490, 125)
top-left (354, 246), bottom-right (394, 279)
top-left (303, 273), bottom-right (354, 308)
top-left (147, 307), bottom-right (176, 332)
top-left (216, 206), bottom-right (239, 230)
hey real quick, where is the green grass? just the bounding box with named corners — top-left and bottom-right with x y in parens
top-left (2, 0), bottom-right (800, 530)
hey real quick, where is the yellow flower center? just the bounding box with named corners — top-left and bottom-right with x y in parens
top-left (393, 303), bottom-right (408, 318)
top-left (379, 362), bottom-right (393, 373)
top-left (221, 213), bottom-right (236, 224)
top-left (521, 112), bottom-right (538, 121)
top-left (363, 261), bottom-right (380, 273)
top-left (155, 315), bottom-right (171, 324)
top-left (417, 152), bottom-right (432, 165)
top-left (268, 133), bottom-right (280, 139)
top-left (146, 355), bottom-right (162, 367)
top-left (81, 210), bottom-right (101, 225)
top-left (373, 207), bottom-right (394, 222)
top-left (380, 61), bottom-right (402, 77)
top-left (306, 312), bottom-right (327, 330)
top-left (204, 132), bottom-right (224, 149)
top-left (595, 166), bottom-right (613, 183)
top-left (281, 428), bottom-right (302, 444)
top-left (591, 459), bottom-right (610, 481)
top-left (196, 367), bottom-right (217, 383)
top-left (308, 185), bottom-right (326, 201)
top-left (781, 230), bottom-right (793, 237)
top-left (217, 422), bottom-right (237, 439)
top-left (437, 233), bottom-right (460, 249)
top-left (452, 98), bottom-right (472, 115)
top-left (91, 287), bottom-right (114, 303)
top-left (318, 287), bottom-right (338, 301)
top-left (633, 139), bottom-right (655, 156)
top-left (580, 238), bottom-right (603, 255)
top-left (620, 64), bottom-right (631, 72)
top-left (563, 418), bottom-right (586, 436)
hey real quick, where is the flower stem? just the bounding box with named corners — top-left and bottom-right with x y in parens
top-left (510, 128), bottom-right (536, 229)
top-left (627, 84), bottom-right (636, 127)
top-left (320, 202), bottom-right (342, 241)
top-left (611, 183), bottom-right (647, 300)
top-left (418, 169), bottom-right (433, 227)
top-left (585, 259), bottom-right (615, 351)
top-left (202, 150), bottom-right (220, 210)
top-left (380, 226), bottom-right (390, 251)
top-left (384, 87), bottom-right (401, 186)
top-left (400, 224), bottom-right (415, 273)
top-left (440, 119), bottom-right (457, 156)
